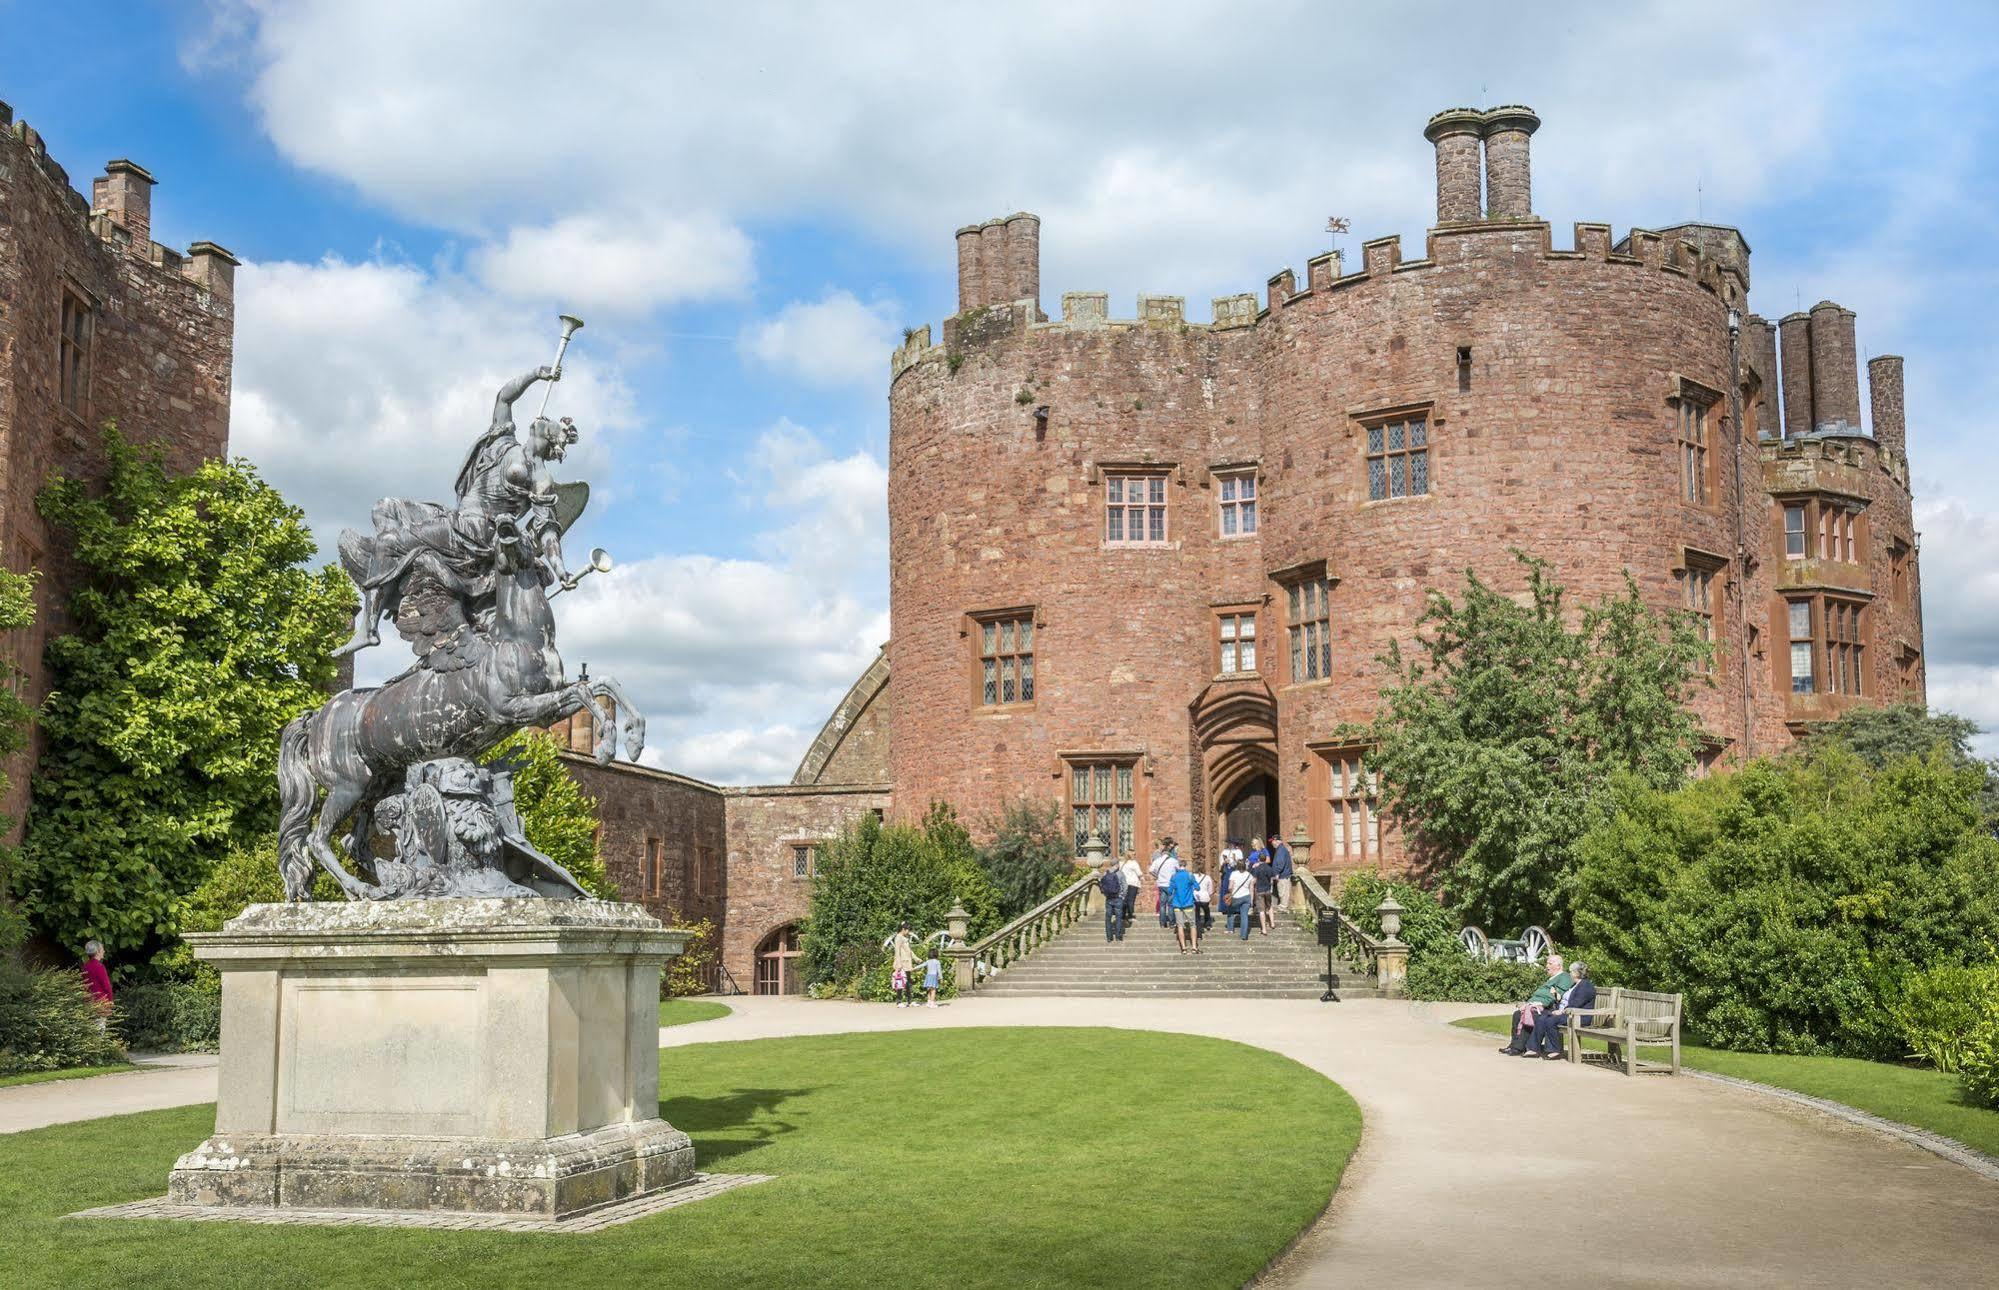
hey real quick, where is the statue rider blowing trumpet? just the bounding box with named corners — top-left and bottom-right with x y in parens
top-left (336, 362), bottom-right (582, 658)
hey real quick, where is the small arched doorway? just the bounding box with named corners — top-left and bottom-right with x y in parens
top-left (754, 924), bottom-right (804, 996)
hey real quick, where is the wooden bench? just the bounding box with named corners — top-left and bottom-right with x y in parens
top-left (1562, 987), bottom-right (1684, 1075)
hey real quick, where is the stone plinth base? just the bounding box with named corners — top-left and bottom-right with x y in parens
top-left (165, 899), bottom-right (694, 1221)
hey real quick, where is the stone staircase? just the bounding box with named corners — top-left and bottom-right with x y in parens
top-left (975, 904), bottom-right (1378, 999)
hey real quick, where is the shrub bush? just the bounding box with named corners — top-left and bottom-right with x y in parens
top-left (1572, 745), bottom-right (1999, 1057)
top-left (0, 964), bottom-right (125, 1074)
top-left (1337, 870), bottom-right (1460, 961)
top-left (118, 980), bottom-right (222, 1053)
top-left (801, 804), bottom-right (1000, 993)
top-left (977, 798), bottom-right (1078, 920)
top-left (1962, 1003), bottom-right (1999, 1110)
top-left (1891, 963), bottom-right (1997, 1072)
top-left (1406, 954), bottom-right (1547, 1003)
top-left (659, 909), bottom-right (720, 998)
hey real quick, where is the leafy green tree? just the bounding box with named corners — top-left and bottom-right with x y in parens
top-left (1572, 744), bottom-right (1999, 1057)
top-left (1802, 704), bottom-right (1998, 824)
top-left (12, 430), bottom-right (350, 968)
top-left (801, 802), bottom-right (1000, 989)
top-left (977, 797), bottom-right (1082, 920)
top-left (480, 730), bottom-right (613, 898)
top-left (1349, 553), bottom-right (1711, 937)
top-left (0, 566), bottom-right (36, 956)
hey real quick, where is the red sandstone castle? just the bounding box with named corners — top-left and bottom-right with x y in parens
top-left (875, 104), bottom-right (1924, 880)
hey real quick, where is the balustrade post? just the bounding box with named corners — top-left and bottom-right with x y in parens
top-left (1374, 894), bottom-right (1408, 997)
top-left (945, 901), bottom-right (974, 990)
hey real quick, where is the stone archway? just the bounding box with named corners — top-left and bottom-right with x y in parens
top-left (754, 923), bottom-right (804, 996)
top-left (1190, 677), bottom-right (1280, 867)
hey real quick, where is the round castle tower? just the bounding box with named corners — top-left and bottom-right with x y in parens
top-left (884, 107), bottom-right (1923, 878)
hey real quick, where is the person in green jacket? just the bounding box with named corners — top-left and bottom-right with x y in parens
top-left (1500, 954), bottom-right (1572, 1056)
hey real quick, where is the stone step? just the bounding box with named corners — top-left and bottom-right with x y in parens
top-left (967, 904), bottom-right (1368, 999)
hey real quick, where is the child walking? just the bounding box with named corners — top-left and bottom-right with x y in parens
top-left (922, 952), bottom-right (942, 1007)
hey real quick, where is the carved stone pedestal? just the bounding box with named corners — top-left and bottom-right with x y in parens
top-left (166, 899), bottom-right (694, 1221)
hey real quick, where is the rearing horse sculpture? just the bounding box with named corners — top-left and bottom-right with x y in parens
top-left (276, 516), bottom-right (642, 900)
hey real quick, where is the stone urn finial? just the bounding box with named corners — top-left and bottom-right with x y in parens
top-left (1376, 893), bottom-right (1405, 944)
top-left (1082, 831), bottom-right (1111, 867)
top-left (945, 902), bottom-right (970, 943)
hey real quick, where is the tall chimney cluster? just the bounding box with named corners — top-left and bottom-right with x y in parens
top-left (1423, 105), bottom-right (1541, 225)
top-left (955, 212), bottom-right (1040, 313)
top-left (1778, 302), bottom-right (1866, 438)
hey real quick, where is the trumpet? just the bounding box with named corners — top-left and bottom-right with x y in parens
top-left (535, 314), bottom-right (585, 419)
top-left (549, 547), bottom-right (613, 599)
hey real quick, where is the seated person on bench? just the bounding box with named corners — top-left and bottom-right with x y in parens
top-left (1499, 953), bottom-right (1572, 1055)
top-left (1526, 961), bottom-right (1596, 1059)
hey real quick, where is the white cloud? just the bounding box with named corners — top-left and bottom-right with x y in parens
top-left (739, 291), bottom-right (899, 387)
top-left (203, 1), bottom-right (1905, 311)
top-left (473, 212), bottom-right (752, 315)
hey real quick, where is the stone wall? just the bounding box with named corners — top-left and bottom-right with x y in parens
top-left (0, 105), bottom-right (236, 841)
top-left (719, 784), bottom-right (889, 991)
top-left (559, 754), bottom-right (727, 935)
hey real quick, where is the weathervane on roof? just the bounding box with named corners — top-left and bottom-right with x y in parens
top-left (1326, 215), bottom-right (1350, 265)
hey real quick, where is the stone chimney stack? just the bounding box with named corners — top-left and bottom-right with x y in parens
top-left (1002, 211), bottom-right (1040, 307)
top-left (1745, 314), bottom-right (1779, 440)
top-left (954, 213), bottom-right (1042, 312)
top-left (92, 158), bottom-right (155, 256)
top-left (1423, 108), bottom-right (1485, 224)
top-left (1868, 355), bottom-right (1906, 458)
top-left (1778, 311), bottom-right (1813, 439)
top-left (955, 224), bottom-right (985, 313)
top-left (1807, 300), bottom-right (1861, 433)
top-left (1480, 106), bottom-right (1540, 220)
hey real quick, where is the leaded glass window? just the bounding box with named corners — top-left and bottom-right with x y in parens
top-left (976, 612), bottom-right (1034, 706)
top-left (1070, 760), bottom-right (1137, 859)
top-left (1287, 577), bottom-right (1332, 682)
top-left (1365, 416), bottom-right (1429, 501)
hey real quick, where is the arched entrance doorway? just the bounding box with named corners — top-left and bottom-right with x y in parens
top-left (1190, 676), bottom-right (1280, 865)
top-left (754, 924), bottom-right (804, 995)
top-left (1219, 772), bottom-right (1279, 852)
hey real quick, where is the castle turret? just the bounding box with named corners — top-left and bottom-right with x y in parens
top-left (1779, 311), bottom-right (1812, 439)
top-left (1808, 300), bottom-right (1861, 433)
top-left (91, 158), bottom-right (155, 258)
top-left (1869, 354), bottom-right (1906, 458)
top-left (1480, 106), bottom-right (1540, 220)
top-left (1423, 108), bottom-right (1485, 224)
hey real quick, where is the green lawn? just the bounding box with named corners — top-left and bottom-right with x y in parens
top-left (3, 1027), bottom-right (1359, 1289)
top-left (0, 1063), bottom-right (141, 1089)
top-left (1452, 1013), bottom-right (1999, 1157)
top-left (657, 998), bottom-right (732, 1028)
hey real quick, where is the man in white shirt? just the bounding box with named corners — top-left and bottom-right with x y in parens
top-left (1225, 864), bottom-right (1256, 940)
top-left (1149, 840), bottom-right (1181, 929)
top-left (1118, 853), bottom-right (1145, 933)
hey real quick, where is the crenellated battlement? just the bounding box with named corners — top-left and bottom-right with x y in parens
top-left (893, 215), bottom-right (1748, 383)
top-left (1, 102), bottom-right (238, 304)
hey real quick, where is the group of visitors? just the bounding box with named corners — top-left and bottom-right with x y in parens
top-left (1498, 954), bottom-right (1596, 1059)
top-left (886, 922), bottom-right (943, 1008)
top-left (1097, 833), bottom-right (1296, 951)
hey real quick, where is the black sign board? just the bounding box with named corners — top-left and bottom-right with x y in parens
top-left (1316, 907), bottom-right (1343, 947)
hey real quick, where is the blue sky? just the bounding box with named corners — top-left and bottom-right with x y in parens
top-left (6, 1), bottom-right (1996, 774)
